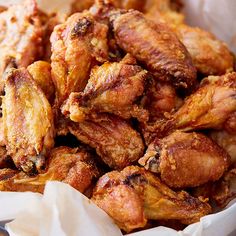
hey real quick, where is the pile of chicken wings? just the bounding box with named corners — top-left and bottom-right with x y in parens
top-left (0, 0), bottom-right (236, 233)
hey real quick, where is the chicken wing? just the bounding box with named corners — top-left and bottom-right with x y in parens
top-left (174, 25), bottom-right (234, 76)
top-left (50, 11), bottom-right (108, 106)
top-left (2, 68), bottom-right (55, 174)
top-left (62, 55), bottom-right (149, 122)
top-left (68, 114), bottom-right (144, 169)
top-left (27, 61), bottom-right (55, 103)
top-left (168, 72), bottom-right (236, 132)
top-left (92, 166), bottom-right (211, 232)
top-left (210, 130), bottom-right (236, 165)
top-left (0, 146), bottom-right (100, 193)
top-left (108, 8), bottom-right (196, 89)
top-left (0, 0), bottom-right (43, 93)
top-left (139, 131), bottom-right (230, 188)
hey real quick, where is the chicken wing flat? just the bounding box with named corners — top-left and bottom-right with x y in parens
top-left (108, 8), bottom-right (196, 89)
top-left (68, 114), bottom-right (144, 169)
top-left (2, 68), bottom-right (55, 174)
top-left (27, 61), bottom-right (55, 103)
top-left (50, 11), bottom-right (108, 106)
top-left (0, 0), bottom-right (43, 93)
top-left (211, 130), bottom-right (236, 165)
top-left (174, 25), bottom-right (234, 76)
top-left (92, 166), bottom-right (211, 232)
top-left (62, 55), bottom-right (149, 122)
top-left (168, 72), bottom-right (236, 131)
top-left (0, 146), bottom-right (100, 193)
top-left (139, 131), bottom-right (230, 188)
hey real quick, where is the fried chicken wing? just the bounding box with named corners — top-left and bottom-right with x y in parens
top-left (168, 72), bottom-right (236, 131)
top-left (0, 147), bottom-right (100, 193)
top-left (2, 68), bottom-right (55, 174)
top-left (27, 61), bottom-right (55, 103)
top-left (62, 55), bottom-right (149, 122)
top-left (68, 114), bottom-right (144, 169)
top-left (51, 11), bottom-right (108, 106)
top-left (0, 0), bottom-right (43, 93)
top-left (92, 166), bottom-right (211, 232)
top-left (108, 8), bottom-right (196, 89)
top-left (174, 25), bottom-right (234, 76)
top-left (139, 131), bottom-right (230, 188)
top-left (211, 130), bottom-right (236, 165)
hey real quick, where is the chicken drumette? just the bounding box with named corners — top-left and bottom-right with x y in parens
top-left (139, 130), bottom-right (230, 188)
top-left (0, 0), bottom-right (43, 93)
top-left (67, 114), bottom-right (144, 169)
top-left (0, 146), bottom-right (100, 193)
top-left (62, 55), bottom-right (149, 122)
top-left (50, 10), bottom-right (109, 106)
top-left (92, 166), bottom-right (211, 232)
top-left (2, 68), bottom-right (55, 174)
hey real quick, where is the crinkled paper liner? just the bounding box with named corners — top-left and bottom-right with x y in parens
top-left (0, 0), bottom-right (236, 235)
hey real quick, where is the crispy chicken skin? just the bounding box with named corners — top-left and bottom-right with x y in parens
top-left (109, 9), bottom-right (196, 89)
top-left (139, 131), bottom-right (230, 188)
top-left (92, 166), bottom-right (211, 232)
top-left (168, 72), bottom-right (236, 131)
top-left (50, 11), bottom-right (108, 106)
top-left (2, 68), bottom-right (55, 174)
top-left (0, 147), bottom-right (100, 193)
top-left (27, 61), bottom-right (55, 103)
top-left (174, 25), bottom-right (234, 76)
top-left (211, 130), bottom-right (236, 165)
top-left (62, 55), bottom-right (149, 122)
top-left (68, 114), bottom-right (144, 169)
top-left (0, 0), bottom-right (43, 93)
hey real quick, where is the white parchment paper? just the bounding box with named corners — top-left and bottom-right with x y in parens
top-left (0, 0), bottom-right (236, 235)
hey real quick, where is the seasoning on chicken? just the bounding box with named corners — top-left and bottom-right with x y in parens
top-left (139, 131), bottom-right (230, 188)
top-left (27, 61), bottom-right (55, 103)
top-left (62, 54), bottom-right (149, 122)
top-left (2, 68), bottom-right (55, 174)
top-left (0, 146), bottom-right (100, 193)
top-left (50, 10), bottom-right (109, 106)
top-left (0, 0), bottom-right (43, 93)
top-left (92, 166), bottom-right (211, 232)
top-left (68, 114), bottom-right (144, 169)
top-left (168, 72), bottom-right (236, 132)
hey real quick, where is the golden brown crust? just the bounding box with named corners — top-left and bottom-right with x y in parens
top-left (92, 166), bottom-right (211, 232)
top-left (68, 114), bottom-right (144, 169)
top-left (112, 10), bottom-right (196, 89)
top-left (139, 131), bottom-right (230, 188)
top-left (0, 146), bottom-right (100, 193)
top-left (62, 55), bottom-right (149, 122)
top-left (2, 68), bottom-right (55, 174)
top-left (27, 61), bottom-right (55, 103)
top-left (50, 11), bottom-right (109, 106)
top-left (0, 0), bottom-right (43, 93)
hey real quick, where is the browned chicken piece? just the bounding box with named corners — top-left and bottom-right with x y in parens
top-left (211, 130), bottom-right (236, 165)
top-left (0, 146), bottom-right (14, 169)
top-left (68, 114), bottom-right (144, 169)
top-left (224, 112), bottom-right (236, 134)
top-left (62, 55), bottom-right (149, 122)
top-left (174, 25), bottom-right (234, 76)
top-left (167, 72), bottom-right (236, 132)
top-left (2, 68), bottom-right (55, 174)
top-left (139, 131), bottom-right (230, 188)
top-left (50, 11), bottom-right (109, 106)
top-left (0, 0), bottom-right (43, 93)
top-left (109, 9), bottom-right (196, 89)
top-left (141, 78), bottom-right (182, 122)
top-left (0, 146), bottom-right (100, 193)
top-left (92, 166), bottom-right (211, 232)
top-left (27, 61), bottom-right (55, 103)
top-left (71, 0), bottom-right (95, 13)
